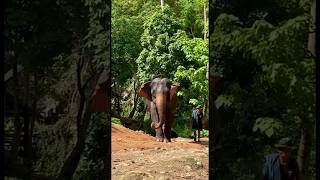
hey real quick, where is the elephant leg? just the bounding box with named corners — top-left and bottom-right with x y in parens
top-left (164, 113), bottom-right (173, 142)
top-left (155, 128), bottom-right (164, 142)
top-left (164, 124), bottom-right (171, 142)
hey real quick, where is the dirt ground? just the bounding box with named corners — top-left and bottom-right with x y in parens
top-left (112, 123), bottom-right (209, 180)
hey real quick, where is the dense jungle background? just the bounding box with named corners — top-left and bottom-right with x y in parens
top-left (111, 0), bottom-right (209, 138)
top-left (208, 0), bottom-right (316, 179)
top-left (4, 0), bottom-right (316, 179)
top-left (4, 0), bottom-right (111, 179)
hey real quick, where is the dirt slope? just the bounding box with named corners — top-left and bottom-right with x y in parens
top-left (112, 123), bottom-right (209, 180)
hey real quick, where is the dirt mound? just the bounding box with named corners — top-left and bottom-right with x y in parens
top-left (112, 123), bottom-right (209, 179)
top-left (112, 123), bottom-right (207, 153)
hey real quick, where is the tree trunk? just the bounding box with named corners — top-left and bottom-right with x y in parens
top-left (58, 97), bottom-right (92, 180)
top-left (12, 61), bottom-right (21, 158)
top-left (160, 0), bottom-right (164, 10)
top-left (58, 134), bottom-right (86, 180)
top-left (203, 2), bottom-right (208, 39)
top-left (105, 77), bottom-right (111, 180)
top-left (297, 128), bottom-right (312, 177)
top-left (202, 100), bottom-right (209, 129)
top-left (128, 99), bottom-right (137, 118)
top-left (297, 1), bottom-right (316, 177)
top-left (128, 80), bottom-right (139, 119)
top-left (209, 63), bottom-right (224, 179)
top-left (307, 0), bottom-right (316, 57)
top-left (29, 74), bottom-right (37, 157)
top-left (58, 56), bottom-right (104, 179)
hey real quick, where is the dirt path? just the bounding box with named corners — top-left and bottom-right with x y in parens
top-left (112, 123), bottom-right (209, 180)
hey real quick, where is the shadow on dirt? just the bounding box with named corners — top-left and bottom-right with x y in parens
top-left (189, 139), bottom-right (208, 147)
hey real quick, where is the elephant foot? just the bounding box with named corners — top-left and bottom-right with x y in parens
top-left (156, 138), bottom-right (164, 142)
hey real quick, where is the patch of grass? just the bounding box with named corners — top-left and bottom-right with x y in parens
top-left (174, 124), bottom-right (193, 138)
top-left (201, 130), bottom-right (209, 137)
top-left (111, 117), bottom-right (121, 124)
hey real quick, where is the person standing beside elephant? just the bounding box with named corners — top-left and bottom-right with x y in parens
top-left (191, 105), bottom-right (203, 142)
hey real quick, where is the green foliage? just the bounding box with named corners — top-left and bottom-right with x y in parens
top-left (210, 0), bottom-right (315, 178)
top-left (77, 115), bottom-right (108, 179)
top-left (112, 14), bottom-right (143, 84)
top-left (174, 124), bottom-right (194, 138)
top-left (215, 95), bottom-right (234, 109)
top-left (201, 129), bottom-right (209, 137)
top-left (113, 0), bottom-right (209, 141)
top-left (33, 119), bottom-right (75, 176)
top-left (83, 0), bottom-right (110, 71)
top-left (211, 11), bottom-right (314, 133)
top-left (253, 117), bottom-right (282, 137)
top-left (136, 6), bottom-right (183, 82)
top-left (178, 0), bottom-right (208, 38)
top-left (111, 117), bottom-right (121, 125)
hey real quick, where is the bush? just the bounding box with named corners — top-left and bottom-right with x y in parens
top-left (174, 124), bottom-right (193, 138)
top-left (201, 129), bottom-right (209, 137)
top-left (111, 117), bottom-right (121, 124)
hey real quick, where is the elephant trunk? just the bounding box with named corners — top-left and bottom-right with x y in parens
top-left (152, 92), bottom-right (167, 129)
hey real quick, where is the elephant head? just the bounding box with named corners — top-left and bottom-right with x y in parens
top-left (139, 78), bottom-right (179, 142)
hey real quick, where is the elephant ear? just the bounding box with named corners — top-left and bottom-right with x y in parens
top-left (139, 81), bottom-right (152, 101)
top-left (169, 85), bottom-right (179, 111)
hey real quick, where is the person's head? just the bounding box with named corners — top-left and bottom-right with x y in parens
top-left (278, 147), bottom-right (291, 162)
top-left (275, 138), bottom-right (293, 162)
top-left (196, 105), bottom-right (202, 112)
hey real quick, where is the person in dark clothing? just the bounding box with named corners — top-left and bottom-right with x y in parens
top-left (191, 105), bottom-right (203, 142)
top-left (262, 138), bottom-right (300, 180)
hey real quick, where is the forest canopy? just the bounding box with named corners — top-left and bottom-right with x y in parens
top-left (111, 0), bottom-right (209, 137)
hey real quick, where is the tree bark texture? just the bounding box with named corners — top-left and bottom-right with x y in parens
top-left (128, 80), bottom-right (140, 119)
top-left (58, 57), bottom-right (103, 179)
top-left (13, 61), bottom-right (21, 159)
top-left (296, 1), bottom-right (316, 177)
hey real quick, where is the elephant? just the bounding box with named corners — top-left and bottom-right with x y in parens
top-left (139, 78), bottom-right (179, 142)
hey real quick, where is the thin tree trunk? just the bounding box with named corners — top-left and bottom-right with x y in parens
top-left (203, 2), bottom-right (207, 39)
top-left (139, 105), bottom-right (147, 122)
top-left (209, 63), bottom-right (224, 179)
top-left (307, 0), bottom-right (316, 57)
top-left (23, 72), bottom-right (32, 159)
top-left (13, 61), bottom-right (21, 158)
top-left (297, 1), bottom-right (316, 177)
top-left (202, 100), bottom-right (208, 129)
top-left (58, 57), bottom-right (88, 179)
top-left (160, 0), bottom-right (164, 10)
top-left (59, 57), bottom-right (103, 179)
top-left (128, 80), bottom-right (139, 119)
top-left (29, 74), bottom-right (38, 160)
top-left (297, 128), bottom-right (312, 177)
top-left (105, 77), bottom-right (111, 180)
top-left (58, 89), bottom-right (90, 179)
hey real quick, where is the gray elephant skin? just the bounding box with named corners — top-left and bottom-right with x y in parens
top-left (139, 78), bottom-right (179, 142)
